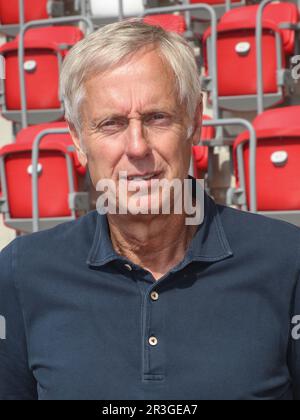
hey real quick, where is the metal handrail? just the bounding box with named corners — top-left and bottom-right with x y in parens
top-left (18, 0), bottom-right (25, 29)
top-left (142, 3), bottom-right (219, 121)
top-left (118, 0), bottom-right (125, 21)
top-left (225, 0), bottom-right (232, 12)
top-left (31, 128), bottom-right (76, 232)
top-left (256, 0), bottom-right (288, 114)
top-left (18, 12), bottom-right (94, 129)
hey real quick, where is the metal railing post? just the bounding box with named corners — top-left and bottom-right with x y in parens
top-left (201, 118), bottom-right (257, 212)
top-left (31, 128), bottom-right (75, 232)
top-left (225, 0), bottom-right (232, 12)
top-left (118, 0), bottom-right (125, 21)
top-left (18, 0), bottom-right (25, 28)
top-left (256, 0), bottom-right (284, 114)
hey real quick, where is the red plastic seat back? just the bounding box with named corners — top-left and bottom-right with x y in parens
top-left (15, 121), bottom-right (68, 142)
top-left (190, 0), bottom-right (241, 4)
top-left (5, 150), bottom-right (76, 218)
top-left (203, 3), bottom-right (298, 97)
top-left (252, 106), bottom-right (300, 132)
top-left (217, 28), bottom-right (280, 96)
top-left (0, 123), bottom-right (86, 219)
top-left (14, 121), bottom-right (85, 174)
top-left (219, 3), bottom-right (299, 54)
top-left (234, 107), bottom-right (300, 211)
top-left (0, 0), bottom-right (49, 25)
top-left (143, 14), bottom-right (187, 34)
top-left (0, 27), bottom-right (83, 111)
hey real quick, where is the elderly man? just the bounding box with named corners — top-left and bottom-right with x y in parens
top-left (0, 20), bottom-right (299, 401)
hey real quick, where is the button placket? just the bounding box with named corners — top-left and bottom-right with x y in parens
top-left (141, 288), bottom-right (165, 381)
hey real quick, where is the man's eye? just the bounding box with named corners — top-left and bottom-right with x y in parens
top-left (152, 113), bottom-right (166, 121)
top-left (103, 121), bottom-right (116, 126)
top-left (103, 120), bottom-right (120, 127)
top-left (145, 113), bottom-right (170, 125)
top-left (100, 119), bottom-right (126, 132)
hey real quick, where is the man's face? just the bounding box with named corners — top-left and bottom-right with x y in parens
top-left (71, 48), bottom-right (202, 213)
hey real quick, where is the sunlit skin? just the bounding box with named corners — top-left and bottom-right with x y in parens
top-left (69, 47), bottom-right (203, 280)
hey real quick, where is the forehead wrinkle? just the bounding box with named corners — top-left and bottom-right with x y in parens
top-left (83, 49), bottom-right (181, 124)
top-left (86, 86), bottom-right (179, 122)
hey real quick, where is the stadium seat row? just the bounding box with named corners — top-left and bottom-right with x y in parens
top-left (1, 0), bottom-right (300, 232)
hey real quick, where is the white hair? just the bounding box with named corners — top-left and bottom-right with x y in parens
top-left (60, 19), bottom-right (202, 135)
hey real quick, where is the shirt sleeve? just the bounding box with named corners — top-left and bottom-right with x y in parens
top-left (0, 240), bottom-right (37, 400)
top-left (289, 271), bottom-right (300, 400)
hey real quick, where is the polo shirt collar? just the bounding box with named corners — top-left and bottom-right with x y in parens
top-left (87, 177), bottom-right (233, 267)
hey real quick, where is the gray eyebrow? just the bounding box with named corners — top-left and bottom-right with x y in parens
top-left (89, 109), bottom-right (179, 126)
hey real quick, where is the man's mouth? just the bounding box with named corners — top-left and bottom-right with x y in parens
top-left (126, 171), bottom-right (162, 182)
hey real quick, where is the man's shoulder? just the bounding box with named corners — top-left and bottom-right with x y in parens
top-left (217, 203), bottom-right (300, 254)
top-left (218, 203), bottom-right (300, 232)
top-left (0, 211), bottom-right (99, 264)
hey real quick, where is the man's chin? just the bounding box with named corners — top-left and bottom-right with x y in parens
top-left (117, 192), bottom-right (182, 217)
top-left (117, 194), bottom-right (160, 216)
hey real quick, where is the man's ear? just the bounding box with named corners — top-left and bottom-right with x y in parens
top-left (191, 100), bottom-right (203, 147)
top-left (68, 122), bottom-right (88, 167)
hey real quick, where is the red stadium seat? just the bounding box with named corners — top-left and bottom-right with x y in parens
top-left (188, 0), bottom-right (246, 20)
top-left (190, 0), bottom-right (242, 4)
top-left (192, 115), bottom-right (215, 179)
top-left (0, 0), bottom-right (49, 25)
top-left (0, 122), bottom-right (88, 233)
top-left (143, 14), bottom-right (187, 34)
top-left (0, 26), bottom-right (83, 124)
top-left (203, 3), bottom-right (299, 111)
top-left (233, 106), bottom-right (300, 212)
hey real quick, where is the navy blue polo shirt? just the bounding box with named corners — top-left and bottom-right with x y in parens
top-left (0, 182), bottom-right (300, 400)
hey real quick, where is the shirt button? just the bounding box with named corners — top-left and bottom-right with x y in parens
top-left (124, 264), bottom-right (133, 272)
top-left (150, 291), bottom-right (159, 301)
top-left (149, 336), bottom-right (158, 347)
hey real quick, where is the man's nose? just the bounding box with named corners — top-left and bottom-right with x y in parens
top-left (124, 119), bottom-right (151, 160)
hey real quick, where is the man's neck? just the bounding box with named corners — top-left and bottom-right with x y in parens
top-left (108, 212), bottom-right (198, 281)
